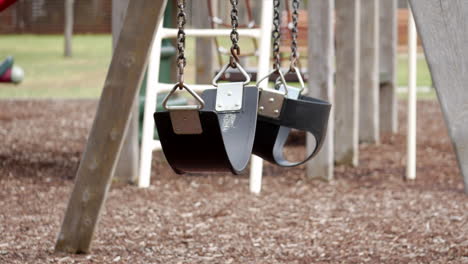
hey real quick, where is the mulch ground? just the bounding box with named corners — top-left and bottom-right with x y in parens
top-left (0, 99), bottom-right (467, 264)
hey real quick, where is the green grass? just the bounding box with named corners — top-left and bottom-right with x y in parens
top-left (397, 89), bottom-right (437, 100)
top-left (0, 35), bottom-right (434, 99)
top-left (397, 54), bottom-right (433, 87)
top-left (0, 34), bottom-right (111, 98)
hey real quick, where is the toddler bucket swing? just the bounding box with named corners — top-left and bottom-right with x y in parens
top-left (154, 0), bottom-right (259, 174)
top-left (253, 0), bottom-right (331, 167)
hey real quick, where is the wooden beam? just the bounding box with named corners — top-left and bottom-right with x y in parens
top-left (64, 0), bottom-right (74, 57)
top-left (306, 0), bottom-right (335, 180)
top-left (409, 0), bottom-right (468, 193)
top-left (379, 0), bottom-right (398, 134)
top-left (194, 0), bottom-right (214, 83)
top-left (55, 0), bottom-right (167, 253)
top-left (111, 1), bottom-right (128, 43)
top-left (334, 0), bottom-right (361, 166)
top-left (112, 0), bottom-right (139, 184)
top-left (359, 0), bottom-right (380, 144)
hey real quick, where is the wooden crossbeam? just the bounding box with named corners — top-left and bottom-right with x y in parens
top-left (55, 0), bottom-right (168, 253)
top-left (409, 0), bottom-right (468, 193)
top-left (306, 0), bottom-right (335, 180)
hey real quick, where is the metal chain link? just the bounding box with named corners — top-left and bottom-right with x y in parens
top-left (176, 0), bottom-right (187, 87)
top-left (290, 0), bottom-right (300, 69)
top-left (272, 0), bottom-right (281, 70)
top-left (230, 0), bottom-right (240, 67)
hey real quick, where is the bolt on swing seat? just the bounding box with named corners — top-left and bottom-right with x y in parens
top-left (155, 62), bottom-right (259, 174)
top-left (253, 67), bottom-right (331, 167)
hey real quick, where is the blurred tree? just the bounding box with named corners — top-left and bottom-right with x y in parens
top-left (64, 0), bottom-right (74, 57)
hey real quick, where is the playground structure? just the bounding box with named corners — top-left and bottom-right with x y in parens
top-left (0, 56), bottom-right (24, 84)
top-left (0, 0), bottom-right (16, 12)
top-left (16, 0), bottom-right (460, 255)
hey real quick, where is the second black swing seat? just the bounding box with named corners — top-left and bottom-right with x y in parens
top-left (252, 69), bottom-right (332, 167)
top-left (154, 63), bottom-right (259, 175)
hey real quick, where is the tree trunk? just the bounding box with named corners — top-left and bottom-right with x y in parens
top-left (64, 0), bottom-right (74, 57)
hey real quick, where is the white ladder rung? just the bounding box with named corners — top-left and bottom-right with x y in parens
top-left (160, 28), bottom-right (262, 39)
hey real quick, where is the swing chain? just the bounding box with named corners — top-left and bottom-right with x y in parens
top-left (176, 0), bottom-right (187, 87)
top-left (272, 0), bottom-right (281, 70)
top-left (230, 0), bottom-right (240, 68)
top-left (213, 0), bottom-right (251, 86)
top-left (290, 0), bottom-right (300, 70)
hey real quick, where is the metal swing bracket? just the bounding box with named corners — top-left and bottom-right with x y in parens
top-left (258, 88), bottom-right (286, 119)
top-left (213, 61), bottom-right (251, 113)
top-left (258, 81), bottom-right (304, 119)
top-left (162, 84), bottom-right (205, 135)
top-left (215, 82), bottom-right (244, 112)
top-left (285, 85), bottom-right (301, 100)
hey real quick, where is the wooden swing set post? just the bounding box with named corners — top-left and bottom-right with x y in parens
top-left (334, 0), bottom-right (361, 166)
top-left (379, 0), bottom-right (398, 134)
top-left (55, 0), bottom-right (168, 253)
top-left (409, 0), bottom-right (468, 193)
top-left (306, 0), bottom-right (335, 180)
top-left (112, 0), bottom-right (140, 184)
top-left (359, 0), bottom-right (380, 144)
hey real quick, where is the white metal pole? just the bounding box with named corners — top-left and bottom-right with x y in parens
top-left (250, 0), bottom-right (273, 194)
top-left (406, 6), bottom-right (417, 180)
top-left (138, 23), bottom-right (164, 188)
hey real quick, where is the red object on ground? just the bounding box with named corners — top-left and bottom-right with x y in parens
top-left (0, 0), bottom-right (18, 12)
top-left (0, 68), bottom-right (12, 82)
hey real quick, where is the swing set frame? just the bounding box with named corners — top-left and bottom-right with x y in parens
top-left (54, 0), bottom-right (468, 255)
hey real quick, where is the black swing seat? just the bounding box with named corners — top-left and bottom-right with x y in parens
top-left (155, 85), bottom-right (259, 174)
top-left (253, 88), bottom-right (331, 167)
